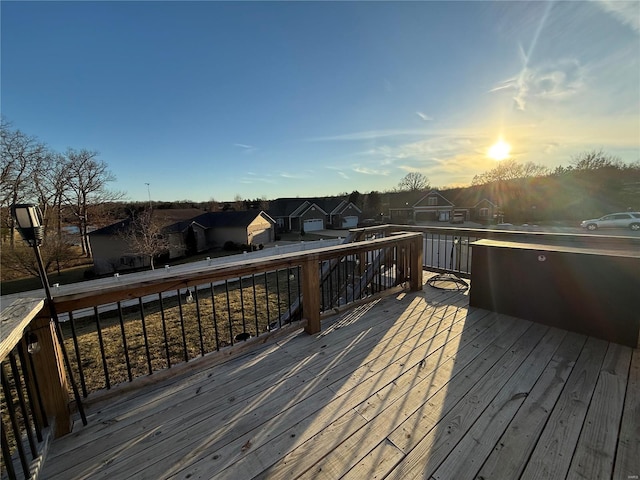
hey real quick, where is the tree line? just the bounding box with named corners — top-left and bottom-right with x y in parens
top-left (1, 119), bottom-right (122, 277)
top-left (3, 117), bottom-right (638, 279)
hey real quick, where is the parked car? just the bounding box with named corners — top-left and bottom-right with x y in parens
top-left (580, 212), bottom-right (640, 231)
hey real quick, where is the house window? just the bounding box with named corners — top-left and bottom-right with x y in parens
top-left (427, 197), bottom-right (438, 206)
top-left (479, 208), bottom-right (489, 217)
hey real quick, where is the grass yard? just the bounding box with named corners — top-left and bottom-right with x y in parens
top-left (61, 269), bottom-right (302, 395)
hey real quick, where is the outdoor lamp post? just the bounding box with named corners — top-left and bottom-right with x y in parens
top-left (11, 204), bottom-right (50, 297)
top-left (11, 203), bottom-right (87, 426)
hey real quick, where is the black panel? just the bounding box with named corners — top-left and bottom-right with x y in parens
top-left (470, 243), bottom-right (640, 347)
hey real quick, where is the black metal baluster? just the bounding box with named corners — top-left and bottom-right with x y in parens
top-left (67, 311), bottom-right (87, 398)
top-left (252, 274), bottom-right (259, 335)
top-left (225, 280), bottom-right (234, 345)
top-left (329, 260), bottom-right (335, 308)
top-left (263, 272), bottom-right (271, 331)
top-left (8, 352), bottom-right (37, 457)
top-left (193, 286), bottom-right (205, 356)
top-left (1, 364), bottom-right (29, 476)
top-left (137, 299), bottom-right (153, 375)
top-left (296, 266), bottom-right (302, 319)
top-left (239, 277), bottom-right (246, 336)
top-left (116, 302), bottom-right (132, 382)
top-left (275, 270), bottom-right (282, 327)
top-left (209, 283), bottom-right (220, 351)
top-left (16, 343), bottom-right (43, 442)
top-left (286, 268), bottom-right (293, 321)
top-left (1, 419), bottom-right (17, 480)
top-left (93, 306), bottom-right (110, 389)
top-left (176, 290), bottom-right (189, 363)
top-left (158, 292), bottom-right (171, 368)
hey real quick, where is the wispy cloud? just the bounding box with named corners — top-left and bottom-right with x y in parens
top-left (416, 111), bottom-right (433, 122)
top-left (352, 166), bottom-right (391, 176)
top-left (306, 129), bottom-right (427, 142)
top-left (596, 0), bottom-right (640, 32)
top-left (234, 143), bottom-right (257, 154)
top-left (492, 59), bottom-right (586, 111)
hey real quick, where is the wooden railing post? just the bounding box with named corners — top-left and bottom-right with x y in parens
top-left (410, 236), bottom-right (424, 292)
top-left (302, 257), bottom-right (321, 334)
top-left (29, 315), bottom-right (71, 437)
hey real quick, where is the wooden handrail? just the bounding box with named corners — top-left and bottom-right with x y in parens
top-left (49, 233), bottom-right (423, 315)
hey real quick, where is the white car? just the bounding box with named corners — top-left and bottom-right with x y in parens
top-left (580, 212), bottom-right (640, 231)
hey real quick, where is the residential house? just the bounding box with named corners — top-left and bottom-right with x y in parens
top-left (387, 189), bottom-right (499, 224)
top-left (89, 209), bottom-right (275, 275)
top-left (89, 208), bottom-right (205, 275)
top-left (164, 210), bottom-right (275, 255)
top-left (268, 197), bottom-right (361, 232)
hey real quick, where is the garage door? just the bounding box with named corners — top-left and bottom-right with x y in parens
top-left (303, 218), bottom-right (324, 232)
top-left (251, 229), bottom-right (271, 245)
top-left (342, 216), bottom-right (358, 228)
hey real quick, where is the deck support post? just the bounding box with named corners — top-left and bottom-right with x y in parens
top-left (410, 236), bottom-right (424, 292)
top-left (29, 315), bottom-right (71, 437)
top-left (302, 257), bottom-right (321, 334)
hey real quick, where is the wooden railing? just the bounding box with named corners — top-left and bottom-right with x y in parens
top-left (1, 231), bottom-right (423, 478)
top-left (1, 298), bottom-right (56, 480)
top-left (351, 224), bottom-right (640, 278)
top-left (7, 226), bottom-right (633, 477)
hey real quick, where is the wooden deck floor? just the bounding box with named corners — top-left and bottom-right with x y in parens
top-left (42, 282), bottom-right (639, 480)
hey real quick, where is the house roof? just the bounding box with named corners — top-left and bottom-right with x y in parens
top-left (268, 196), bottom-right (359, 217)
top-left (89, 219), bottom-right (133, 236)
top-left (386, 191), bottom-right (428, 209)
top-left (164, 210), bottom-right (275, 233)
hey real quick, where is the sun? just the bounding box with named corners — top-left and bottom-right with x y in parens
top-left (488, 140), bottom-right (511, 160)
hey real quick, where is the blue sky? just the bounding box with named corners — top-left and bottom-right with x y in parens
top-left (2, 1), bottom-right (639, 202)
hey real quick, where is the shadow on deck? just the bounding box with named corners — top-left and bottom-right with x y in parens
top-left (41, 280), bottom-right (639, 480)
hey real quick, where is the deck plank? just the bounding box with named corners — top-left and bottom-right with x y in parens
top-left (170, 296), bottom-right (485, 479)
top-left (613, 348), bottom-right (640, 480)
top-left (285, 316), bottom-right (532, 480)
top-left (246, 311), bottom-right (512, 480)
top-left (384, 321), bottom-right (549, 480)
top-left (519, 336), bottom-right (610, 480)
top-left (430, 326), bottom-right (569, 480)
top-left (567, 343), bottom-right (633, 480)
top-left (39, 283), bottom-right (638, 480)
top-left (474, 331), bottom-right (587, 480)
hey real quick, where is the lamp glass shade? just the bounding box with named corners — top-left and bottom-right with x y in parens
top-left (11, 204), bottom-right (44, 245)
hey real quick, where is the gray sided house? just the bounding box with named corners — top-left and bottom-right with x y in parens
top-left (388, 189), bottom-right (499, 224)
top-left (90, 209), bottom-right (274, 275)
top-left (89, 208), bottom-right (205, 275)
top-left (165, 211), bottom-right (275, 254)
top-left (268, 197), bottom-right (361, 232)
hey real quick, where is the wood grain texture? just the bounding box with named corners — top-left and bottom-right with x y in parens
top-left (40, 279), bottom-right (637, 480)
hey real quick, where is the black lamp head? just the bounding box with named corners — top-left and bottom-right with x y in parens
top-left (11, 204), bottom-right (45, 247)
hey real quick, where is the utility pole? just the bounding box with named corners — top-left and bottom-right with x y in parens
top-left (145, 183), bottom-right (151, 209)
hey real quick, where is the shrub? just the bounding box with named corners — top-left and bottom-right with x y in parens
top-left (223, 240), bottom-right (238, 251)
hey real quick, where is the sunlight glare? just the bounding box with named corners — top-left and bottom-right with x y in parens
top-left (488, 140), bottom-right (511, 160)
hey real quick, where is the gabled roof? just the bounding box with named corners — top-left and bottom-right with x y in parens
top-left (89, 208), bottom-right (206, 237)
top-left (164, 210), bottom-right (275, 233)
top-left (268, 196), bottom-right (359, 217)
top-left (414, 190), bottom-right (455, 208)
top-left (386, 191), bottom-right (427, 209)
top-left (439, 187), bottom-right (498, 208)
top-left (89, 219), bottom-right (133, 236)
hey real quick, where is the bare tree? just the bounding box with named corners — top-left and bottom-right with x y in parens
top-left (64, 149), bottom-right (124, 257)
top-left (123, 209), bottom-right (171, 270)
top-left (472, 160), bottom-right (549, 185)
top-left (570, 149), bottom-right (623, 170)
top-left (398, 172), bottom-right (431, 192)
top-left (1, 119), bottom-right (51, 245)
